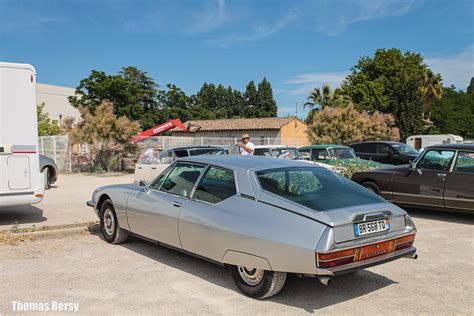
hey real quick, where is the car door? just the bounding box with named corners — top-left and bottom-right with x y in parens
top-left (376, 144), bottom-right (397, 164)
top-left (444, 151), bottom-right (474, 211)
top-left (126, 162), bottom-right (206, 247)
top-left (391, 149), bottom-right (455, 208)
top-left (178, 165), bottom-right (237, 260)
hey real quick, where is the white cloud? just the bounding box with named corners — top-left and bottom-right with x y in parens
top-left (207, 7), bottom-right (301, 47)
top-left (125, 0), bottom-right (227, 34)
top-left (312, 0), bottom-right (416, 36)
top-left (277, 71), bottom-right (348, 96)
top-left (425, 44), bottom-right (474, 90)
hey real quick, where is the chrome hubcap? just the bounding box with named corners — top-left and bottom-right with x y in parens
top-left (103, 209), bottom-right (115, 236)
top-left (238, 266), bottom-right (265, 286)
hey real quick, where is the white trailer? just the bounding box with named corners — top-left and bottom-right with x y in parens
top-left (406, 134), bottom-right (464, 150)
top-left (0, 62), bottom-right (45, 207)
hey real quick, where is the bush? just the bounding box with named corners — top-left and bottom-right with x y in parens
top-left (70, 101), bottom-right (141, 172)
top-left (307, 103), bottom-right (399, 145)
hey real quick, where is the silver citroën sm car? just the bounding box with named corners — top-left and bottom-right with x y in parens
top-left (87, 156), bottom-right (417, 299)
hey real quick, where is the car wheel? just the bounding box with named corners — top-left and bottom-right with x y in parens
top-left (99, 199), bottom-right (128, 244)
top-left (43, 168), bottom-right (52, 190)
top-left (362, 181), bottom-right (380, 195)
top-left (229, 265), bottom-right (287, 299)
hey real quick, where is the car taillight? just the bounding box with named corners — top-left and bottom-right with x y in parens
top-left (316, 234), bottom-right (416, 268)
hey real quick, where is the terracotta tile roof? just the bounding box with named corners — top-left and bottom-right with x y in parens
top-left (172, 117), bottom-right (299, 132)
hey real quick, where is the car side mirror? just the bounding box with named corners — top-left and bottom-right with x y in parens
top-left (138, 180), bottom-right (148, 187)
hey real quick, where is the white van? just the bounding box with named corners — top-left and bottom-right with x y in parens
top-left (406, 134), bottom-right (463, 150)
top-left (0, 62), bottom-right (45, 207)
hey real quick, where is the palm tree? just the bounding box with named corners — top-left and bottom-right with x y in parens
top-left (304, 83), bottom-right (342, 123)
top-left (420, 70), bottom-right (443, 120)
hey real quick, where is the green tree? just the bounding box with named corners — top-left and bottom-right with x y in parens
top-left (419, 70), bottom-right (443, 119)
top-left (256, 77), bottom-right (277, 117)
top-left (37, 103), bottom-right (61, 136)
top-left (341, 48), bottom-right (435, 139)
top-left (430, 82), bottom-right (474, 139)
top-left (304, 83), bottom-right (346, 123)
top-left (70, 101), bottom-right (141, 172)
top-left (244, 80), bottom-right (258, 117)
top-left (68, 67), bottom-right (160, 129)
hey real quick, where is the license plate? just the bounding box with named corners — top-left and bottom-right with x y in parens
top-left (354, 219), bottom-right (390, 236)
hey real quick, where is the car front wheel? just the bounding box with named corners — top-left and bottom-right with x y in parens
top-left (229, 265), bottom-right (287, 299)
top-left (99, 199), bottom-right (128, 244)
top-left (362, 181), bottom-right (380, 195)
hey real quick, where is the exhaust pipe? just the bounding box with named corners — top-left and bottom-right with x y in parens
top-left (318, 276), bottom-right (331, 286)
top-left (405, 253), bottom-right (418, 260)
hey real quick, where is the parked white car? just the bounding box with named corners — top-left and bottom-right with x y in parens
top-left (134, 146), bottom-right (227, 183)
top-left (252, 145), bottom-right (339, 173)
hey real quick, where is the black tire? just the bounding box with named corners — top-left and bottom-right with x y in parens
top-left (362, 181), bottom-right (380, 195)
top-left (229, 265), bottom-right (287, 299)
top-left (43, 168), bottom-right (52, 190)
top-left (99, 199), bottom-right (128, 244)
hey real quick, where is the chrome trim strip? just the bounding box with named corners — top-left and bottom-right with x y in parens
top-left (393, 192), bottom-right (443, 199)
top-left (0, 191), bottom-right (34, 197)
top-left (443, 196), bottom-right (474, 202)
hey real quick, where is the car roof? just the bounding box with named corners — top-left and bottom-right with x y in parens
top-left (177, 155), bottom-right (319, 171)
top-left (350, 141), bottom-right (402, 146)
top-left (254, 145), bottom-right (296, 149)
top-left (425, 144), bottom-right (474, 150)
top-left (299, 144), bottom-right (349, 149)
top-left (168, 145), bottom-right (225, 151)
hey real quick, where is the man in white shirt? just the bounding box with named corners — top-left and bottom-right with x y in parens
top-left (239, 133), bottom-right (255, 156)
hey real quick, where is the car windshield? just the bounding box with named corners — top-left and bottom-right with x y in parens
top-left (189, 148), bottom-right (227, 156)
top-left (391, 143), bottom-right (418, 155)
top-left (270, 148), bottom-right (302, 159)
top-left (256, 167), bottom-right (384, 211)
top-left (328, 148), bottom-right (357, 159)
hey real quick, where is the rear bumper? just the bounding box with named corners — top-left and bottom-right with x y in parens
top-left (0, 172), bottom-right (45, 207)
top-left (315, 246), bottom-right (417, 276)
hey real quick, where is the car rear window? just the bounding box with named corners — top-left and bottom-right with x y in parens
top-left (256, 167), bottom-right (384, 211)
top-left (193, 166), bottom-right (236, 204)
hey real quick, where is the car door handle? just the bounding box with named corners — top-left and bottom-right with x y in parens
top-left (172, 201), bottom-right (183, 207)
top-left (137, 167), bottom-right (142, 169)
top-left (437, 173), bottom-right (447, 178)
top-left (151, 167), bottom-right (157, 170)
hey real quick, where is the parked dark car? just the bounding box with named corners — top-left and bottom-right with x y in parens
top-left (39, 155), bottom-right (58, 190)
top-left (350, 141), bottom-right (419, 165)
top-left (352, 144), bottom-right (474, 213)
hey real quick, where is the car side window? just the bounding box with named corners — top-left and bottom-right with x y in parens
top-left (159, 150), bottom-right (173, 164)
top-left (174, 150), bottom-right (189, 158)
top-left (160, 163), bottom-right (205, 197)
top-left (192, 166), bottom-right (236, 204)
top-left (312, 149), bottom-right (329, 160)
top-left (416, 150), bottom-right (455, 171)
top-left (366, 143), bottom-right (377, 154)
top-left (254, 148), bottom-right (272, 156)
top-left (299, 149), bottom-right (311, 160)
top-left (453, 151), bottom-right (474, 174)
top-left (377, 144), bottom-right (393, 155)
top-left (149, 165), bottom-right (173, 190)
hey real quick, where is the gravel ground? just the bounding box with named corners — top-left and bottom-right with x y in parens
top-left (0, 209), bottom-right (473, 315)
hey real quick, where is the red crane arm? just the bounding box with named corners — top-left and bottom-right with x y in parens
top-left (130, 118), bottom-right (188, 143)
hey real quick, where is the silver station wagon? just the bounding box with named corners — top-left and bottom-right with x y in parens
top-left (87, 156), bottom-right (417, 299)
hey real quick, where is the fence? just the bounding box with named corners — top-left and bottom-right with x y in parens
top-left (38, 135), bottom-right (308, 172)
top-left (38, 135), bottom-right (72, 172)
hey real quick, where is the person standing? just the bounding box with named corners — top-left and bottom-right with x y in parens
top-left (239, 133), bottom-right (255, 156)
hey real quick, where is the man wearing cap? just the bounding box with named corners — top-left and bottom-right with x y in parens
top-left (239, 134), bottom-right (255, 156)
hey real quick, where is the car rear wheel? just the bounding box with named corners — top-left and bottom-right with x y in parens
top-left (229, 265), bottom-right (287, 299)
top-left (362, 181), bottom-right (380, 195)
top-left (99, 199), bottom-right (128, 244)
top-left (42, 168), bottom-right (52, 190)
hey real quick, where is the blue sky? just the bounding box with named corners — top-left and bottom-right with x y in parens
top-left (1, 0), bottom-right (473, 118)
